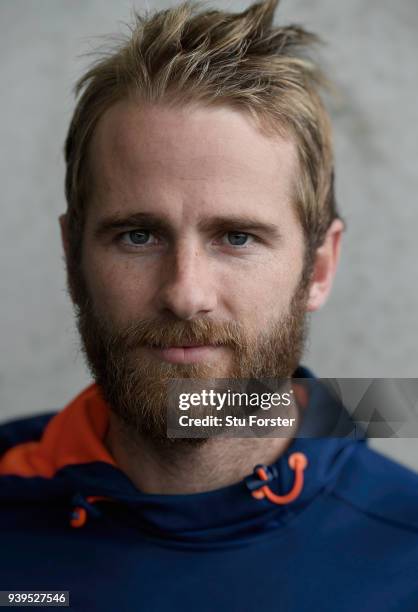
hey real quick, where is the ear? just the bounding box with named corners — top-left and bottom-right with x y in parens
top-left (59, 212), bottom-right (82, 306)
top-left (306, 218), bottom-right (344, 312)
top-left (59, 213), bottom-right (70, 263)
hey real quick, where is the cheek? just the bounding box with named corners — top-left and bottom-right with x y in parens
top-left (83, 254), bottom-right (153, 324)
top-left (220, 250), bottom-right (303, 326)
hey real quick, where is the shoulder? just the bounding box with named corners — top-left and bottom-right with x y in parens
top-left (0, 412), bottom-right (56, 456)
top-left (332, 440), bottom-right (418, 533)
top-left (0, 384), bottom-right (99, 457)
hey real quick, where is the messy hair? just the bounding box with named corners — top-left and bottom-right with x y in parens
top-left (64, 0), bottom-right (342, 288)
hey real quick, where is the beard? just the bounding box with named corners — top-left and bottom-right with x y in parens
top-left (70, 267), bottom-right (310, 448)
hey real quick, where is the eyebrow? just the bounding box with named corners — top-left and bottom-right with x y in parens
top-left (199, 215), bottom-right (282, 241)
top-left (94, 213), bottom-right (173, 239)
top-left (93, 212), bottom-right (282, 241)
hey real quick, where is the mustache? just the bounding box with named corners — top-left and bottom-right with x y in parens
top-left (102, 317), bottom-right (249, 351)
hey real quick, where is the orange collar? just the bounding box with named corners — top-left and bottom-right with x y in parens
top-left (0, 384), bottom-right (117, 478)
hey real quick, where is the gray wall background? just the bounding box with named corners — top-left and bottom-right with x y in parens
top-left (1, 1), bottom-right (417, 469)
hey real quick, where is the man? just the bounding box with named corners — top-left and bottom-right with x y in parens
top-left (1, 1), bottom-right (417, 610)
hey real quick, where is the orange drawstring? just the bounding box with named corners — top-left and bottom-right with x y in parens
top-left (251, 452), bottom-right (308, 505)
top-left (70, 507), bottom-right (87, 528)
top-left (70, 495), bottom-right (112, 528)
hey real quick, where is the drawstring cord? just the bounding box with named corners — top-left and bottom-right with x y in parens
top-left (70, 494), bottom-right (113, 528)
top-left (247, 452), bottom-right (308, 505)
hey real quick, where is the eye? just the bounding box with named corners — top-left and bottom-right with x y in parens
top-left (119, 229), bottom-right (155, 246)
top-left (224, 232), bottom-right (254, 247)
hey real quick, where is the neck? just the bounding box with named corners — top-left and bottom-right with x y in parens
top-left (105, 412), bottom-right (295, 494)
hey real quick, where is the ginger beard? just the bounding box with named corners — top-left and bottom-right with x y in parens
top-left (71, 265), bottom-right (311, 447)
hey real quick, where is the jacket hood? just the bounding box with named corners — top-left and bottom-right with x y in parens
top-left (0, 366), bottom-right (366, 544)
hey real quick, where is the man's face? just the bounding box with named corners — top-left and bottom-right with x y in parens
top-left (68, 100), bottom-right (310, 442)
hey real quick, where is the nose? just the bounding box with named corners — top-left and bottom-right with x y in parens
top-left (156, 240), bottom-right (217, 320)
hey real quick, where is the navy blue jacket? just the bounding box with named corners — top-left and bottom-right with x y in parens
top-left (1, 366), bottom-right (418, 611)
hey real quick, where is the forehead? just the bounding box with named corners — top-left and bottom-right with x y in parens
top-left (87, 99), bottom-right (300, 224)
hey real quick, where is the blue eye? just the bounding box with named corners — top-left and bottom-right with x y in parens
top-left (226, 232), bottom-right (251, 246)
top-left (129, 230), bottom-right (150, 244)
top-left (117, 229), bottom-right (160, 251)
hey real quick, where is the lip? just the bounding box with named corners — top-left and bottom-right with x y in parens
top-left (146, 344), bottom-right (220, 364)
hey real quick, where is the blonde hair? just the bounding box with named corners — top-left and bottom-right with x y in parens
top-left (64, 0), bottom-right (341, 280)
